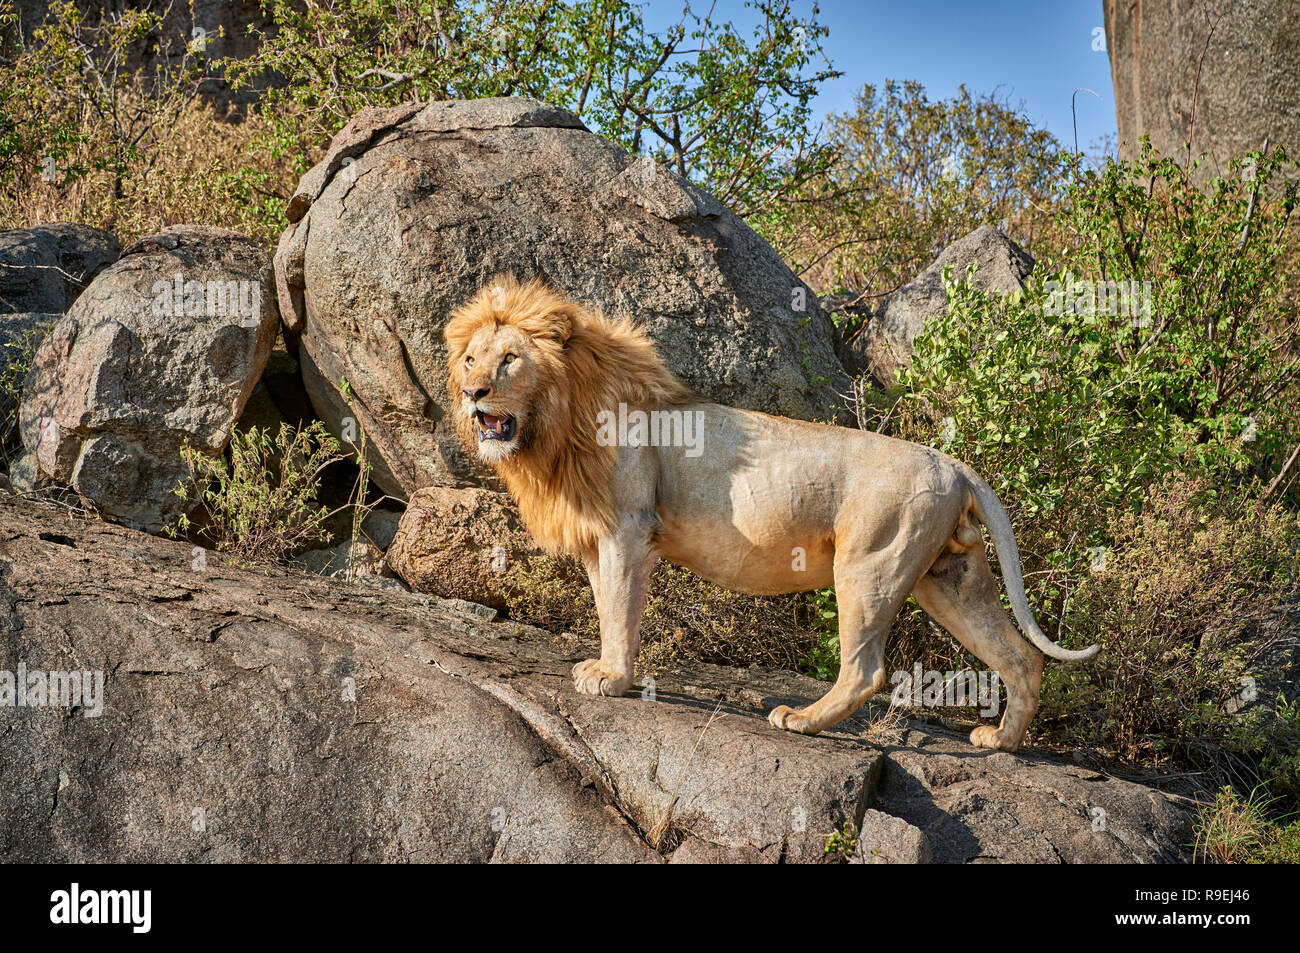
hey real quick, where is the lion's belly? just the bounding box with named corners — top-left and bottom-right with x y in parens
top-left (650, 404), bottom-right (846, 594)
top-left (655, 518), bottom-right (837, 594)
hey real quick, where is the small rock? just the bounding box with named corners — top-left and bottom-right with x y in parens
top-left (850, 809), bottom-right (933, 864)
top-left (385, 486), bottom-right (540, 611)
top-left (852, 224), bottom-right (1033, 386)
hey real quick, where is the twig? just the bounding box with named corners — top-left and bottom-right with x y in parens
top-left (1185, 9), bottom-right (1226, 168)
top-left (1259, 443), bottom-right (1300, 509)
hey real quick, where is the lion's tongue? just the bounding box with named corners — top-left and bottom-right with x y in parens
top-left (482, 413), bottom-right (506, 432)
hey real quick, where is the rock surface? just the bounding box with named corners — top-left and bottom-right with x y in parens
top-left (275, 97), bottom-right (851, 499)
top-left (0, 224), bottom-right (119, 316)
top-left (0, 493), bottom-right (1195, 863)
top-left (385, 486), bottom-right (540, 611)
top-left (18, 226), bottom-right (278, 531)
top-left (1104, 0), bottom-right (1300, 184)
top-left (852, 225), bottom-right (1033, 386)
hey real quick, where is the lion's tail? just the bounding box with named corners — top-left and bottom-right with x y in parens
top-left (965, 471), bottom-right (1101, 663)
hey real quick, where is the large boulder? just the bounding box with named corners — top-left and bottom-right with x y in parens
top-left (0, 494), bottom-right (1196, 863)
top-left (18, 226), bottom-right (278, 531)
top-left (851, 225), bottom-right (1033, 387)
top-left (275, 97), bottom-right (852, 499)
top-left (1105, 0), bottom-right (1300, 183)
top-left (0, 224), bottom-right (119, 315)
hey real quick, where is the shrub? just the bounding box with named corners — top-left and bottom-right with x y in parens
top-left (757, 79), bottom-right (1071, 312)
top-left (0, 319), bottom-right (51, 468)
top-left (0, 1), bottom-right (294, 244)
top-left (1038, 476), bottom-right (1300, 780)
top-left (0, 0), bottom-right (297, 244)
top-left (1195, 787), bottom-right (1300, 864)
top-left (798, 587), bottom-right (841, 681)
top-left (221, 0), bottom-right (840, 218)
top-left (171, 421), bottom-right (347, 566)
top-left (1057, 144), bottom-right (1300, 477)
top-left (3, 1), bottom-right (837, 241)
top-left (865, 143), bottom-right (1300, 801)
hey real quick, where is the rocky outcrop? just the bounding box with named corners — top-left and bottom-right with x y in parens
top-left (275, 97), bottom-right (851, 499)
top-left (18, 226), bottom-right (278, 531)
top-left (385, 486), bottom-right (540, 611)
top-left (0, 224), bottom-right (119, 315)
top-left (852, 225), bottom-right (1033, 387)
top-left (0, 494), bottom-right (1195, 863)
top-left (1104, 0), bottom-right (1300, 182)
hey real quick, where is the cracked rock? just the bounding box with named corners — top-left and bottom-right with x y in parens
top-left (0, 493), bottom-right (1194, 863)
top-left (18, 226), bottom-right (279, 531)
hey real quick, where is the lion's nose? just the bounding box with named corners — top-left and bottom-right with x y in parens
top-left (463, 386), bottom-right (489, 401)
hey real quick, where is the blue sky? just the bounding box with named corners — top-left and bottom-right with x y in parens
top-left (643, 0), bottom-right (1118, 155)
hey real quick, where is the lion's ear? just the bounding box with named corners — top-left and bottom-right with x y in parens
top-left (544, 309), bottom-right (573, 347)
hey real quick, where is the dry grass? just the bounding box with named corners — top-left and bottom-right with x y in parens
top-left (2, 94), bottom-right (299, 247)
top-left (857, 700), bottom-right (909, 745)
top-left (647, 703), bottom-right (726, 854)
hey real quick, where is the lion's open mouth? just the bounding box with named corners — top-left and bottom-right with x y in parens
top-left (475, 410), bottom-right (517, 443)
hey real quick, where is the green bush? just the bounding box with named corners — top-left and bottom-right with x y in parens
top-left (868, 143), bottom-right (1300, 801)
top-left (224, 0), bottom-right (838, 218)
top-left (171, 421), bottom-right (347, 566)
top-left (898, 153), bottom-right (1299, 522)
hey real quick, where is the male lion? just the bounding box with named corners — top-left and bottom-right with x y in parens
top-left (445, 276), bottom-right (1099, 751)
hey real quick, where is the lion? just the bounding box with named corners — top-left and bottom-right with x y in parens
top-left (444, 275), bottom-right (1099, 751)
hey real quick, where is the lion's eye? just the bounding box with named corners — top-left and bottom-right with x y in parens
top-left (502, 353), bottom-right (517, 365)
top-left (465, 355), bottom-right (474, 367)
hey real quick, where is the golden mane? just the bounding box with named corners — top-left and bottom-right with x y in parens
top-left (444, 275), bottom-right (694, 558)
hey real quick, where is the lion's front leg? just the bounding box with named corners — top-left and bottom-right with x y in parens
top-left (573, 514), bottom-right (657, 698)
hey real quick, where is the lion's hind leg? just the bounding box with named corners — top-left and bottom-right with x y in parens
top-left (910, 544), bottom-right (1044, 752)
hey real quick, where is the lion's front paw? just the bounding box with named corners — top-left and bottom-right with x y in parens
top-left (768, 704), bottom-right (822, 735)
top-left (969, 724), bottom-right (1020, 751)
top-left (572, 659), bottom-right (632, 697)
